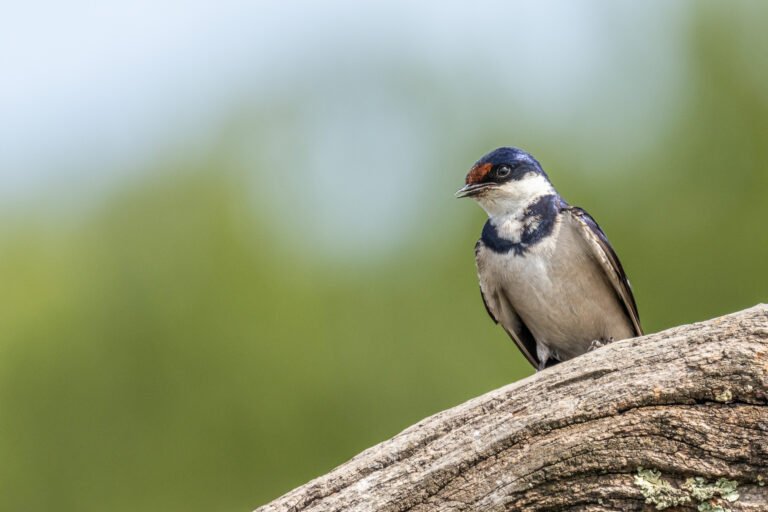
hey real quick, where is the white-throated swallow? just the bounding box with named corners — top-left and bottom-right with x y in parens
top-left (457, 147), bottom-right (642, 370)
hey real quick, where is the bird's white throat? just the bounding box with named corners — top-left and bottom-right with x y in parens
top-left (474, 173), bottom-right (555, 219)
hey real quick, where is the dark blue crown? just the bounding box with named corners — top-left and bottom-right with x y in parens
top-left (475, 147), bottom-right (544, 171)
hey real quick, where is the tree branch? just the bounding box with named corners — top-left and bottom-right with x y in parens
top-left (255, 305), bottom-right (768, 511)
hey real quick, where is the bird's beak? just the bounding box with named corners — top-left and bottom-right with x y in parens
top-left (455, 183), bottom-right (493, 198)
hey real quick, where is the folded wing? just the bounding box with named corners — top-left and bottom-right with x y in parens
top-left (565, 207), bottom-right (643, 337)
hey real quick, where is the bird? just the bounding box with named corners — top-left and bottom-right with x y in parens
top-left (456, 147), bottom-right (642, 371)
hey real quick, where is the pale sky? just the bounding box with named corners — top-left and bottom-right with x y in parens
top-left (0, 1), bottom-right (692, 253)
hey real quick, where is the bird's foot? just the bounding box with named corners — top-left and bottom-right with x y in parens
top-left (588, 337), bottom-right (613, 352)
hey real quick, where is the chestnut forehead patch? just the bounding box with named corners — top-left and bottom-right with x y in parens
top-left (466, 163), bottom-right (492, 185)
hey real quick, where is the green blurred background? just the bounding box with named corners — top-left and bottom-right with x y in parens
top-left (1, 2), bottom-right (767, 511)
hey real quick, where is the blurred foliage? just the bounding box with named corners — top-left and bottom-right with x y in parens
top-left (1, 4), bottom-right (767, 512)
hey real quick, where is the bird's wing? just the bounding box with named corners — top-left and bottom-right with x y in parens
top-left (475, 241), bottom-right (541, 368)
top-left (565, 207), bottom-right (643, 336)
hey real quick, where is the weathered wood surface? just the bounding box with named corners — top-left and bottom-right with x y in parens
top-left (256, 305), bottom-right (768, 511)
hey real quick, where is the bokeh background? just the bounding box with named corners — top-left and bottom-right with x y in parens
top-left (2, 1), bottom-right (767, 511)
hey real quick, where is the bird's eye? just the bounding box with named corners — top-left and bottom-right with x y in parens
top-left (495, 165), bottom-right (512, 178)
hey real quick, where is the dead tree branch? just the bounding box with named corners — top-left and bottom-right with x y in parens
top-left (255, 305), bottom-right (768, 511)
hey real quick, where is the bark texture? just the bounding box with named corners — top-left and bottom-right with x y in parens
top-left (255, 305), bottom-right (768, 511)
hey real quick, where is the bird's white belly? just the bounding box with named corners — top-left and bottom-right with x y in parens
top-left (483, 221), bottom-right (633, 361)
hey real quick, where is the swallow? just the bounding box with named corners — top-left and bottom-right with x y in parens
top-left (456, 147), bottom-right (642, 370)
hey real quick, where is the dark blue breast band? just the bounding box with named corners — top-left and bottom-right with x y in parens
top-left (481, 194), bottom-right (561, 256)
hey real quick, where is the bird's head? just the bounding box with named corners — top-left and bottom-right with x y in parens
top-left (456, 147), bottom-right (554, 217)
